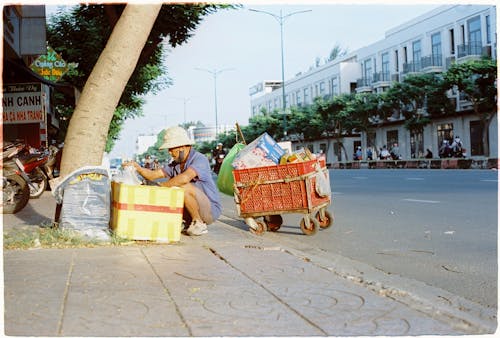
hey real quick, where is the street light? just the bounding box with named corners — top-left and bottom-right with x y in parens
top-left (195, 67), bottom-right (234, 138)
top-left (249, 8), bottom-right (311, 138)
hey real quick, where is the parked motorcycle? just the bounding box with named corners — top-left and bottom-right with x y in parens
top-left (2, 142), bottom-right (30, 214)
top-left (18, 146), bottom-right (50, 198)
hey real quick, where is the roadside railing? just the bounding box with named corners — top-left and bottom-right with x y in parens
top-left (330, 158), bottom-right (499, 170)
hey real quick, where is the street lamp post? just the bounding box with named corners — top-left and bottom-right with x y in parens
top-left (249, 8), bottom-right (311, 138)
top-left (167, 97), bottom-right (191, 124)
top-left (195, 67), bottom-right (234, 138)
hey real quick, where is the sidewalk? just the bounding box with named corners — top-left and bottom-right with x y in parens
top-left (3, 192), bottom-right (496, 336)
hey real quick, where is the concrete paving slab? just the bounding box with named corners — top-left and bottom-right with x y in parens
top-left (4, 249), bottom-right (73, 336)
top-left (143, 245), bottom-right (324, 336)
top-left (60, 247), bottom-right (189, 336)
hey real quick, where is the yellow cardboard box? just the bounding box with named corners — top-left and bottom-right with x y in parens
top-left (110, 182), bottom-right (184, 242)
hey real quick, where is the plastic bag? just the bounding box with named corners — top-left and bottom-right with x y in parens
top-left (112, 166), bottom-right (142, 185)
top-left (53, 166), bottom-right (111, 241)
top-left (217, 143), bottom-right (246, 196)
top-left (314, 162), bottom-right (331, 197)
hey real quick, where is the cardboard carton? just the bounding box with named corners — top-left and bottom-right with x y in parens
top-left (232, 132), bottom-right (285, 169)
top-left (110, 182), bottom-right (184, 242)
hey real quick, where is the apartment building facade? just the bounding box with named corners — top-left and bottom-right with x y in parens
top-left (249, 5), bottom-right (497, 163)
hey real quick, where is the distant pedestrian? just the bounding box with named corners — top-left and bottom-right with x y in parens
top-left (390, 143), bottom-right (400, 160)
top-left (380, 145), bottom-right (391, 160)
top-left (152, 158), bottom-right (161, 170)
top-left (439, 140), bottom-right (451, 158)
top-left (425, 148), bottom-right (433, 159)
top-left (144, 154), bottom-right (152, 169)
top-left (354, 146), bottom-right (362, 160)
top-left (366, 148), bottom-right (373, 161)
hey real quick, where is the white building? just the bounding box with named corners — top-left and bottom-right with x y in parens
top-left (187, 124), bottom-right (235, 144)
top-left (250, 4), bottom-right (497, 163)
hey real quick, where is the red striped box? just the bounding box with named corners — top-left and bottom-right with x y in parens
top-left (110, 182), bottom-right (184, 242)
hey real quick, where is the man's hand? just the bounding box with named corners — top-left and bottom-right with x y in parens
top-left (122, 160), bottom-right (141, 171)
top-left (123, 160), bottom-right (165, 181)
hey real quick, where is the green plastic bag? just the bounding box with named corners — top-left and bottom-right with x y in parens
top-left (217, 143), bottom-right (245, 196)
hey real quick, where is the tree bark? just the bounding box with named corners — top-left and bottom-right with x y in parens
top-left (59, 4), bottom-right (162, 177)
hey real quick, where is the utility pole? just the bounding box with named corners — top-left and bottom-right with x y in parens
top-left (249, 8), bottom-right (311, 138)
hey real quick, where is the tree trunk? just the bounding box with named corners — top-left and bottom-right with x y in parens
top-left (59, 4), bottom-right (162, 177)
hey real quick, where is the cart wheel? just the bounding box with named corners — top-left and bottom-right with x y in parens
top-left (250, 221), bottom-right (266, 236)
top-left (316, 210), bottom-right (333, 229)
top-left (264, 215), bottom-right (283, 232)
top-left (300, 217), bottom-right (319, 236)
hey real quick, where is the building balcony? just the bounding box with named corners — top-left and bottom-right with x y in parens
top-left (356, 77), bottom-right (372, 93)
top-left (402, 61), bottom-right (422, 74)
top-left (372, 71), bottom-right (391, 89)
top-left (457, 42), bottom-right (482, 58)
top-left (421, 54), bottom-right (443, 73)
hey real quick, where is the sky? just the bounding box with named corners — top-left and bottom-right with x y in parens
top-left (45, 1), bottom-right (453, 158)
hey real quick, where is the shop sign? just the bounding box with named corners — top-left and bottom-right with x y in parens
top-left (30, 46), bottom-right (69, 82)
top-left (2, 83), bottom-right (46, 124)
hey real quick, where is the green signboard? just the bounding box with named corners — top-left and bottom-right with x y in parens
top-left (30, 46), bottom-right (69, 82)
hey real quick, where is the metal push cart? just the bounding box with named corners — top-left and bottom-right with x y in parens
top-left (232, 158), bottom-right (333, 235)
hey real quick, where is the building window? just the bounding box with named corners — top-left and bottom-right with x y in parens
top-left (394, 50), bottom-right (399, 72)
top-left (319, 81), bottom-right (326, 96)
top-left (331, 77), bottom-right (338, 96)
top-left (486, 15), bottom-right (491, 44)
top-left (363, 59), bottom-right (372, 85)
top-left (412, 40), bottom-right (422, 71)
top-left (470, 120), bottom-right (484, 156)
top-left (386, 130), bottom-right (399, 149)
top-left (467, 17), bottom-right (481, 48)
top-left (431, 32), bottom-right (442, 66)
top-left (303, 87), bottom-right (309, 104)
top-left (449, 28), bottom-right (455, 54)
top-left (403, 46), bottom-right (408, 63)
top-left (381, 52), bottom-right (389, 80)
top-left (319, 143), bottom-right (327, 155)
top-left (296, 90), bottom-right (302, 106)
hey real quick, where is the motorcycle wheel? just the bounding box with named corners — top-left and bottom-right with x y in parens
top-left (29, 167), bottom-right (48, 199)
top-left (2, 174), bottom-right (30, 214)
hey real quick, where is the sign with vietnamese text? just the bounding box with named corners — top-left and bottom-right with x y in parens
top-left (30, 46), bottom-right (69, 82)
top-left (2, 83), bottom-right (46, 124)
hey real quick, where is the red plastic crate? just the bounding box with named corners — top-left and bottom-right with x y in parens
top-left (233, 159), bottom-right (330, 216)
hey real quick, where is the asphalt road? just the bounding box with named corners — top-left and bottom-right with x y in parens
top-left (221, 169), bottom-right (498, 310)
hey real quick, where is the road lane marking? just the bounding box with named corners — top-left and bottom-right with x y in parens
top-left (406, 177), bottom-right (424, 180)
top-left (480, 179), bottom-right (498, 182)
top-left (402, 198), bottom-right (440, 204)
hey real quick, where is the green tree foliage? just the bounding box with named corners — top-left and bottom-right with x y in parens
top-left (382, 73), bottom-right (453, 133)
top-left (47, 3), bottom-right (236, 151)
top-left (327, 44), bottom-right (348, 62)
top-left (287, 105), bottom-right (324, 141)
top-left (443, 58), bottom-right (497, 155)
